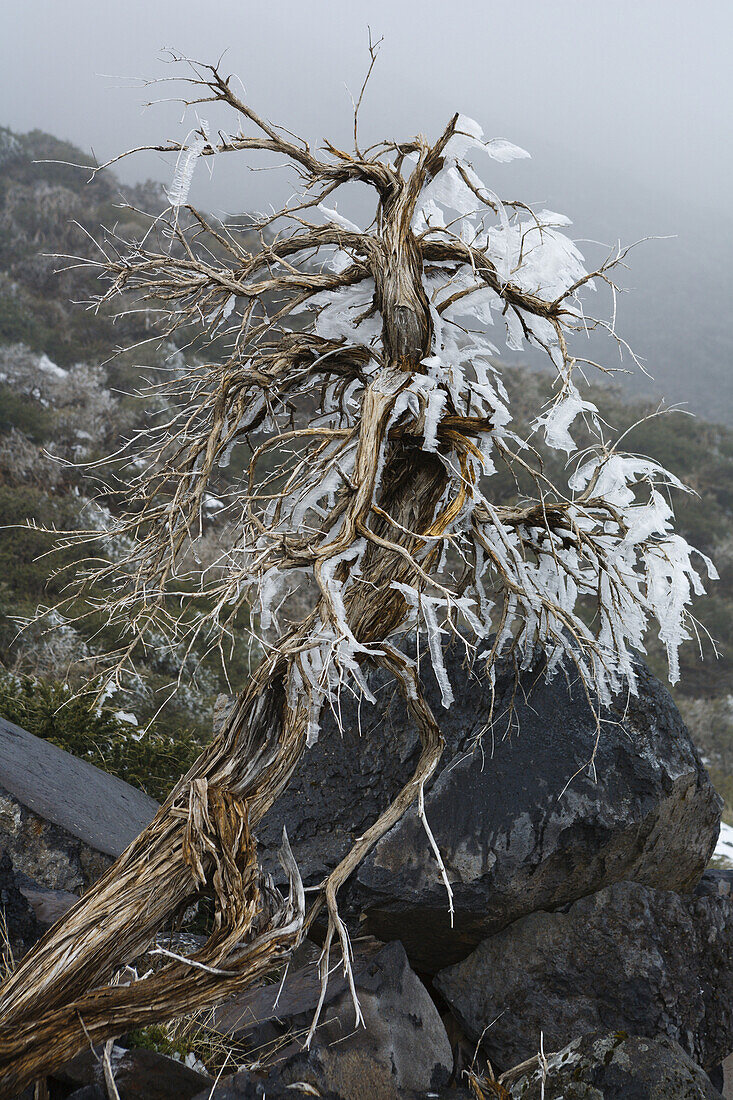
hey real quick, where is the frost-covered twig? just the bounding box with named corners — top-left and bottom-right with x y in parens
top-left (1, 53), bottom-right (717, 1096)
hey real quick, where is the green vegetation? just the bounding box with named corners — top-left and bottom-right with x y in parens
top-left (124, 1024), bottom-right (192, 1059)
top-left (0, 127), bottom-right (256, 790)
top-left (0, 674), bottom-right (204, 801)
top-left (124, 1017), bottom-right (231, 1075)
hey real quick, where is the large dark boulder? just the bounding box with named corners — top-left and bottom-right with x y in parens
top-left (506, 1032), bottom-right (721, 1099)
top-left (436, 879), bottom-right (733, 1073)
top-left (258, 647), bottom-right (721, 971)
top-left (214, 937), bottom-right (453, 1100)
top-left (696, 868), bottom-right (733, 899)
top-left (0, 714), bottom-right (158, 890)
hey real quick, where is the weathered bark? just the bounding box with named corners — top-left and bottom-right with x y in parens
top-left (0, 785), bottom-right (306, 1095)
top-left (0, 71), bottom-right (667, 1096)
top-left (0, 158), bottom-right (453, 1095)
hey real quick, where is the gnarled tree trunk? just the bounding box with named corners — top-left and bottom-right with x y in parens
top-left (0, 56), bottom-right (692, 1097)
top-left (0, 155), bottom-right (450, 1097)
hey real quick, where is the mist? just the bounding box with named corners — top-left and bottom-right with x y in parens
top-left (2, 0), bottom-right (732, 420)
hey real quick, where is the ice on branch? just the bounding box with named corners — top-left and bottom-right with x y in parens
top-left (533, 383), bottom-right (599, 454)
top-left (69, 81), bottom-right (717, 751)
top-left (393, 582), bottom-right (487, 708)
top-left (317, 204), bottom-right (362, 233)
top-left (166, 123), bottom-right (209, 207)
top-left (12, 63), bottom-right (722, 1092)
top-left (445, 114), bottom-right (531, 164)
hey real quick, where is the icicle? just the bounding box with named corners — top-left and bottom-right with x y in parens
top-left (167, 126), bottom-right (208, 208)
top-left (317, 204), bottom-right (362, 233)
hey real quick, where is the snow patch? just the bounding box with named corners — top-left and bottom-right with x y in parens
top-left (714, 822), bottom-right (733, 867)
top-left (37, 354), bottom-right (68, 378)
top-left (114, 710), bottom-right (138, 726)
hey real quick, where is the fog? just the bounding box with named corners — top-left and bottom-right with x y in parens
top-left (2, 0), bottom-right (732, 420)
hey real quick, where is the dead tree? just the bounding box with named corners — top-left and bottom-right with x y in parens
top-left (0, 55), bottom-right (716, 1094)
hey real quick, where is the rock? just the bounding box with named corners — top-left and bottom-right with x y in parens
top-left (260, 645), bottom-right (721, 971)
top-left (0, 713), bottom-right (158, 890)
top-left (197, 1068), bottom-right (471, 1100)
top-left (214, 937), bottom-right (453, 1100)
top-left (436, 879), bottom-right (733, 1073)
top-left (696, 868), bottom-right (733, 899)
top-left (0, 851), bottom-right (40, 958)
top-left (709, 1062), bottom-right (725, 1093)
top-left (718, 1051), bottom-right (733, 1098)
top-left (273, 1044), bottom-right (462, 1100)
top-left (507, 1031), bottom-right (721, 1099)
top-left (14, 867), bottom-right (78, 931)
top-left (194, 1072), bottom-right (344, 1099)
top-left (9, 1088), bottom-right (34, 1100)
top-left (51, 1043), bottom-right (211, 1099)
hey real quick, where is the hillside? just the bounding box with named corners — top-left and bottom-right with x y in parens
top-left (0, 128), bottom-right (255, 797)
top-left (0, 126), bottom-right (731, 812)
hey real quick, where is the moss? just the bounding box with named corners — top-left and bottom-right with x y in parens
top-left (124, 1024), bottom-right (191, 1060)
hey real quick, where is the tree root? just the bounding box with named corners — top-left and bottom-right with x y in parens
top-left (0, 642), bottom-right (451, 1095)
top-left (0, 776), bottom-right (304, 1097)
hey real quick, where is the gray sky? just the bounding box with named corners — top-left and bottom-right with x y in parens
top-left (3, 0), bottom-right (731, 214)
top-left (2, 0), bottom-right (733, 419)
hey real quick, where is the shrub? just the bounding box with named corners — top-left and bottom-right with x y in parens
top-left (0, 673), bottom-right (207, 800)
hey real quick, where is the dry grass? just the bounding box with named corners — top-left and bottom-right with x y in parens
top-left (0, 909), bottom-right (15, 984)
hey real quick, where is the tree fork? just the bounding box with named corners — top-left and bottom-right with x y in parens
top-left (0, 125), bottom-right (447, 1093)
top-left (0, 56), bottom-right (705, 1096)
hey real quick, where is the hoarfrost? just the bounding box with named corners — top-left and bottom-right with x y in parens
top-left (317, 204), bottom-right (362, 233)
top-left (533, 384), bottom-right (598, 454)
top-left (114, 710), bottom-right (138, 726)
top-left (122, 103), bottom-right (718, 745)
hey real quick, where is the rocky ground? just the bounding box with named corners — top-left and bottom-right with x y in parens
top-left (3, 648), bottom-right (733, 1098)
